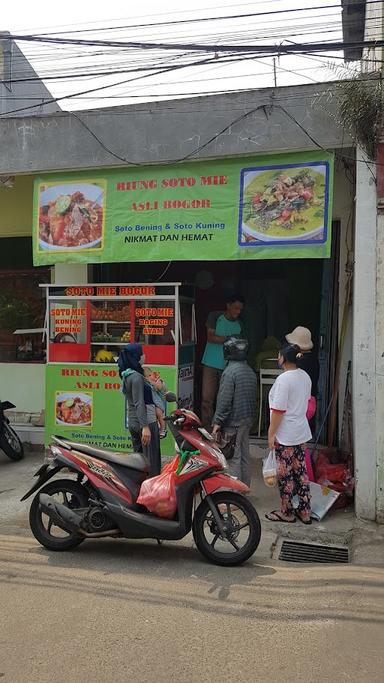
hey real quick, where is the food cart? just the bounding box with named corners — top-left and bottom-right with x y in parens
top-left (42, 282), bottom-right (196, 453)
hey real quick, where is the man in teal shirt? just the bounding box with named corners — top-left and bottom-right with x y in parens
top-left (201, 293), bottom-right (244, 427)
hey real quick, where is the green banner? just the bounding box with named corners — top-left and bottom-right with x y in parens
top-left (45, 363), bottom-right (177, 455)
top-left (33, 151), bottom-right (333, 265)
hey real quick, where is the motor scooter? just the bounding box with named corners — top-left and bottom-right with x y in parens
top-left (22, 401), bottom-right (261, 566)
top-left (0, 401), bottom-right (24, 461)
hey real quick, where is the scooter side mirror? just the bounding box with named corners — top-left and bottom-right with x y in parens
top-left (165, 392), bottom-right (177, 403)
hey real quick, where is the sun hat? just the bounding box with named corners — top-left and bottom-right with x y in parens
top-left (285, 326), bottom-right (313, 351)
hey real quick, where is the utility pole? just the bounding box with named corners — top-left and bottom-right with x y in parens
top-left (273, 58), bottom-right (277, 87)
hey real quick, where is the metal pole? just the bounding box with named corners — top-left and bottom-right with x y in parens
top-left (273, 58), bottom-right (277, 87)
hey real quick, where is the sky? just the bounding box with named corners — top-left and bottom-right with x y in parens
top-left (1, 0), bottom-right (357, 111)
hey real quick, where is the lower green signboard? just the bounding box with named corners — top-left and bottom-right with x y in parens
top-left (45, 364), bottom-right (177, 455)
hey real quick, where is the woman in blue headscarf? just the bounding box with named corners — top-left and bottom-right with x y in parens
top-left (118, 343), bottom-right (161, 477)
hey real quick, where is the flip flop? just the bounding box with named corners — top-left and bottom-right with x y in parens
top-left (294, 510), bottom-right (312, 525)
top-left (265, 510), bottom-right (296, 524)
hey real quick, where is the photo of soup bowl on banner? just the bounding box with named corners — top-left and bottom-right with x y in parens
top-left (38, 181), bottom-right (105, 251)
top-left (55, 392), bottom-right (93, 427)
top-left (238, 164), bottom-right (329, 245)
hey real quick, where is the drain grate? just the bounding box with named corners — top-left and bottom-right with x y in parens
top-left (279, 539), bottom-right (349, 564)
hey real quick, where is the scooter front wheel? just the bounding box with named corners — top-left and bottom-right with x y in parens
top-left (193, 492), bottom-right (261, 566)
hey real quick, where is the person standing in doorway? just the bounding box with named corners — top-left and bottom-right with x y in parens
top-left (117, 343), bottom-right (161, 478)
top-left (201, 293), bottom-right (244, 427)
top-left (285, 326), bottom-right (319, 396)
top-left (266, 343), bottom-right (312, 524)
top-left (212, 337), bottom-right (257, 487)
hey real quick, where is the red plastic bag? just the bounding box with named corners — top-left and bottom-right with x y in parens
top-left (137, 462), bottom-right (178, 519)
top-left (161, 457), bottom-right (179, 476)
top-left (304, 448), bottom-right (315, 482)
top-left (314, 450), bottom-right (354, 510)
top-left (315, 452), bottom-right (348, 484)
top-left (306, 396), bottom-right (317, 421)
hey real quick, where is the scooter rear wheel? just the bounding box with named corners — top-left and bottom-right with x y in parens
top-left (29, 479), bottom-right (88, 551)
top-left (193, 492), bottom-right (261, 566)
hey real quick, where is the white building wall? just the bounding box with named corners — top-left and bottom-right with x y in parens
top-left (352, 149), bottom-right (377, 520)
top-left (375, 211), bottom-right (384, 522)
top-left (0, 362), bottom-right (45, 413)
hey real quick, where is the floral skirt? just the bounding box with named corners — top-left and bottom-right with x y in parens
top-left (275, 443), bottom-right (311, 517)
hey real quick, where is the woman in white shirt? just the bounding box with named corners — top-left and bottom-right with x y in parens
top-left (266, 344), bottom-right (312, 525)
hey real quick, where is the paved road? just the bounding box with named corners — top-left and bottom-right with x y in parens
top-left (1, 452), bottom-right (384, 683)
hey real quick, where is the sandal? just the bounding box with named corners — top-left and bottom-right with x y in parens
top-left (265, 510), bottom-right (296, 524)
top-left (295, 511), bottom-right (312, 525)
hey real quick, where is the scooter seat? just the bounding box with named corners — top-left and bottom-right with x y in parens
top-left (66, 441), bottom-right (150, 472)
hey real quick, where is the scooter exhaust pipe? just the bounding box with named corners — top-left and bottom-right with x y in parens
top-left (39, 493), bottom-right (84, 534)
top-left (39, 494), bottom-right (120, 538)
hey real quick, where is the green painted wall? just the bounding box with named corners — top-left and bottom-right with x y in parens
top-left (0, 175), bottom-right (33, 237)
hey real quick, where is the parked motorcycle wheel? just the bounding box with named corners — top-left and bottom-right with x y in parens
top-left (193, 492), bottom-right (261, 566)
top-left (29, 479), bottom-right (88, 551)
top-left (0, 422), bottom-right (24, 461)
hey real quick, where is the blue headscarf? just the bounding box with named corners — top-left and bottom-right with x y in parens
top-left (118, 343), bottom-right (154, 405)
top-left (117, 343), bottom-right (143, 377)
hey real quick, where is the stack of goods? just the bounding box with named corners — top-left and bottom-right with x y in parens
top-left (314, 447), bottom-right (354, 509)
top-left (90, 304), bottom-right (130, 321)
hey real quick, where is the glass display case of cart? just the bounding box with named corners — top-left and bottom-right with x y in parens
top-left (44, 284), bottom-right (190, 367)
top-left (89, 300), bottom-right (177, 364)
top-left (90, 300), bottom-right (132, 363)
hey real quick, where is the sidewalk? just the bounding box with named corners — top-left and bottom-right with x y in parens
top-left (248, 441), bottom-right (384, 565)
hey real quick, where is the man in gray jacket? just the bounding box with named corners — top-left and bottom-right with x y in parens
top-left (212, 337), bottom-right (256, 486)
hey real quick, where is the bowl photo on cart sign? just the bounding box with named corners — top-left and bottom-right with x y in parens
top-left (238, 162), bottom-right (329, 246)
top-left (55, 392), bottom-right (93, 427)
top-left (37, 181), bottom-right (106, 252)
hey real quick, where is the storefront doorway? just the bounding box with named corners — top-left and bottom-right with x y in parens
top-left (93, 222), bottom-right (340, 444)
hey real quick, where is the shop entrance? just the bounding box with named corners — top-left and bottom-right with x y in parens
top-left (93, 228), bottom-right (339, 443)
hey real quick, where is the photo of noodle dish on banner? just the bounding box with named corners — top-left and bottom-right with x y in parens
top-left (37, 181), bottom-right (106, 252)
top-left (238, 162), bottom-right (330, 246)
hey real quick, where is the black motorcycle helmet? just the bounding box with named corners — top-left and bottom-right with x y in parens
top-left (223, 337), bottom-right (249, 362)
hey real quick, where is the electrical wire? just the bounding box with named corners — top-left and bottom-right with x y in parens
top-left (3, 67), bottom-right (381, 116)
top-left (2, 51), bottom-right (278, 117)
top-left (5, 81), bottom-right (383, 118)
top-left (1, 3), bottom-right (380, 113)
top-left (0, 64), bottom-right (332, 99)
top-left (33, 3), bottom-right (346, 34)
top-left (5, 5), bottom-right (380, 99)
top-left (12, 0), bottom-right (286, 35)
top-left (10, 0), bottom-right (379, 36)
top-left (9, 34), bottom-right (380, 55)
top-left (3, 47), bottom-right (332, 113)
top-left (55, 100), bottom-right (384, 173)
top-left (7, 2), bottom-right (381, 65)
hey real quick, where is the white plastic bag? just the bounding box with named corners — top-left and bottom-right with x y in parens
top-left (262, 450), bottom-right (278, 487)
top-left (293, 481), bottom-right (340, 521)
